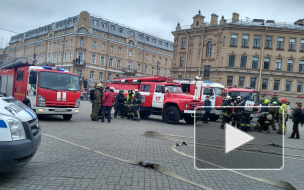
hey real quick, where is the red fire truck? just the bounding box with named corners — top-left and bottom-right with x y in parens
top-left (0, 59), bottom-right (81, 120)
top-left (173, 78), bottom-right (226, 121)
top-left (108, 76), bottom-right (203, 124)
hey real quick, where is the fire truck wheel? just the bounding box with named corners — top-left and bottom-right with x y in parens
top-left (209, 114), bottom-right (219, 121)
top-left (63, 114), bottom-right (73, 120)
top-left (184, 114), bottom-right (197, 124)
top-left (164, 106), bottom-right (180, 124)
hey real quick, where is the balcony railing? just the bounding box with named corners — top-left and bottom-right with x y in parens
top-left (73, 59), bottom-right (86, 67)
top-left (122, 67), bottom-right (137, 75)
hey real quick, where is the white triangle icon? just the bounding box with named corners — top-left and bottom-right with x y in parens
top-left (225, 123), bottom-right (254, 153)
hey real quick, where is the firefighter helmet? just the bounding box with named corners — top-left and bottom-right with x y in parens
top-left (226, 96), bottom-right (231, 100)
top-left (266, 114), bottom-right (273, 120)
top-left (128, 89), bottom-right (133, 93)
top-left (96, 83), bottom-right (102, 88)
top-left (271, 101), bottom-right (277, 105)
top-left (280, 98), bottom-right (287, 103)
top-left (134, 89), bottom-right (139, 93)
top-left (119, 89), bottom-right (124, 92)
top-left (237, 96), bottom-right (241, 99)
top-left (264, 99), bottom-right (269, 104)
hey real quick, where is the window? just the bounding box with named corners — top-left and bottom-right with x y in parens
top-left (90, 71), bottom-right (94, 79)
top-left (92, 41), bottom-right (97, 49)
top-left (228, 55), bottom-right (235, 67)
top-left (242, 35), bottom-right (249, 47)
top-left (102, 32), bottom-right (106, 38)
top-left (116, 60), bottom-right (121, 68)
top-left (56, 54), bottom-right (59, 62)
top-left (301, 39), bottom-right (304, 51)
top-left (299, 60), bottom-right (304, 73)
top-left (108, 58), bottom-right (113, 67)
top-left (118, 47), bottom-right (121, 54)
top-left (69, 52), bottom-right (72, 62)
top-left (144, 65), bottom-right (148, 73)
top-left (262, 79), bottom-right (268, 90)
top-left (151, 66), bottom-right (155, 75)
top-left (79, 38), bottom-right (84, 47)
top-left (264, 58), bottom-right (270, 70)
top-left (16, 71), bottom-right (24, 81)
top-left (287, 59), bottom-right (294, 72)
top-left (64, 52), bottom-right (67, 62)
top-left (240, 56), bottom-right (247, 68)
top-left (181, 38), bottom-right (186, 49)
top-left (152, 55), bottom-right (155, 62)
top-left (265, 36), bottom-right (272, 48)
top-left (164, 68), bottom-right (167, 76)
top-left (100, 56), bottom-right (105, 66)
top-left (70, 39), bottom-right (73, 46)
top-left (99, 72), bottom-right (103, 80)
top-left (91, 54), bottom-right (96, 64)
top-left (252, 57), bottom-right (259, 69)
top-left (238, 77), bottom-right (245, 87)
top-left (227, 76), bottom-right (233, 86)
top-left (102, 43), bottom-right (105, 50)
top-left (141, 85), bottom-right (150, 92)
top-left (137, 63), bottom-right (141, 71)
top-left (203, 65), bottom-right (210, 78)
top-left (110, 45), bottom-right (114, 52)
top-left (77, 52), bottom-right (84, 64)
top-left (297, 82), bottom-right (303, 93)
top-left (206, 41), bottom-right (212, 57)
top-left (76, 69), bottom-right (82, 77)
top-left (157, 67), bottom-right (161, 75)
top-left (108, 73), bottom-right (111, 81)
top-left (250, 78), bottom-right (256, 89)
top-left (180, 57), bottom-right (184, 67)
top-left (116, 74), bottom-right (119, 78)
top-left (138, 52), bottom-right (142, 59)
top-left (93, 30), bottom-right (97, 35)
top-left (111, 35), bottom-right (114, 40)
top-left (277, 37), bottom-right (284, 49)
top-left (65, 40), bottom-right (68, 47)
top-left (165, 59), bottom-right (167, 65)
top-left (285, 81), bottom-right (292, 92)
top-left (119, 37), bottom-right (122, 42)
top-left (275, 58), bottom-right (282, 70)
top-left (178, 75), bottom-right (182, 79)
top-left (289, 38), bottom-right (296, 50)
top-left (159, 57), bottom-right (161, 63)
top-left (159, 49), bottom-right (161, 53)
top-left (254, 35), bottom-right (260, 47)
top-left (274, 80), bottom-right (280, 90)
top-left (230, 34), bottom-right (237, 46)
top-left (145, 54), bottom-right (148, 60)
top-left (129, 50), bottom-right (132, 56)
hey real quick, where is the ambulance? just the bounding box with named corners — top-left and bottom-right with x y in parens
top-left (0, 93), bottom-right (41, 172)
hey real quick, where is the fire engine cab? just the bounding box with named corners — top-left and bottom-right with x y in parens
top-left (108, 76), bottom-right (203, 124)
top-left (173, 78), bottom-right (226, 121)
top-left (0, 59), bottom-right (81, 120)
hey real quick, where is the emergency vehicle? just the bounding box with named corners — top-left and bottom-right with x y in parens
top-left (0, 92), bottom-right (41, 172)
top-left (108, 76), bottom-right (203, 124)
top-left (225, 87), bottom-right (261, 118)
top-left (0, 59), bottom-right (81, 120)
top-left (173, 78), bottom-right (226, 121)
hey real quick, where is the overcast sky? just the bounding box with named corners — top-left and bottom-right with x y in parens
top-left (0, 0), bottom-right (303, 47)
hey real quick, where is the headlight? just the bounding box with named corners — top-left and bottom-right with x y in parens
top-left (2, 115), bottom-right (26, 141)
top-left (37, 95), bottom-right (45, 107)
top-left (185, 103), bottom-right (188, 108)
top-left (75, 98), bottom-right (80, 108)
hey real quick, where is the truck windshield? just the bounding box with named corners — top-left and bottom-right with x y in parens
top-left (38, 71), bottom-right (80, 91)
top-left (165, 86), bottom-right (183, 93)
top-left (214, 88), bottom-right (226, 97)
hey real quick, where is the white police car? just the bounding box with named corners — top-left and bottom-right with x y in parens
top-left (0, 92), bottom-right (41, 172)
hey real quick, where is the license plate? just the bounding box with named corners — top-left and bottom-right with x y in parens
top-left (36, 141), bottom-right (40, 150)
top-left (55, 108), bottom-right (67, 112)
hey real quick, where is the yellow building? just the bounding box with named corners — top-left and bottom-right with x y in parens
top-left (172, 11), bottom-right (304, 104)
top-left (7, 11), bottom-right (173, 89)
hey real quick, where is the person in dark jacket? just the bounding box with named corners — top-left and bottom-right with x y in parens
top-left (132, 89), bottom-right (142, 121)
top-left (90, 84), bottom-right (102, 121)
top-left (288, 103), bottom-right (302, 139)
top-left (98, 87), bottom-right (104, 119)
top-left (220, 96), bottom-right (232, 129)
top-left (202, 96), bottom-right (211, 124)
top-left (101, 87), bottom-right (115, 123)
top-left (114, 89), bottom-right (126, 118)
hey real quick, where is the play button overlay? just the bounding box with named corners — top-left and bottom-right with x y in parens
top-left (194, 106), bottom-right (283, 170)
top-left (225, 124), bottom-right (254, 153)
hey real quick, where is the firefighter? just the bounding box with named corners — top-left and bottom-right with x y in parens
top-left (98, 86), bottom-right (104, 119)
top-left (231, 96), bottom-right (242, 128)
top-left (239, 96), bottom-right (251, 132)
top-left (255, 99), bottom-right (270, 132)
top-left (114, 89), bottom-right (126, 118)
top-left (269, 101), bottom-right (278, 130)
top-left (220, 96), bottom-right (232, 129)
top-left (133, 89), bottom-right (142, 121)
top-left (125, 89), bottom-right (135, 119)
top-left (277, 97), bottom-right (288, 134)
top-left (90, 83), bottom-right (102, 121)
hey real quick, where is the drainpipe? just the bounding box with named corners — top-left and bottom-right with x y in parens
top-left (198, 29), bottom-right (205, 76)
top-left (184, 30), bottom-right (190, 78)
top-left (257, 27), bottom-right (268, 91)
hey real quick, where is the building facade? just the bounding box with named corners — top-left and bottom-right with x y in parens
top-left (7, 11), bottom-right (173, 89)
top-left (172, 11), bottom-right (304, 104)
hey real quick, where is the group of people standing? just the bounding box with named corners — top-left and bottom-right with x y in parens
top-left (90, 84), bottom-right (142, 122)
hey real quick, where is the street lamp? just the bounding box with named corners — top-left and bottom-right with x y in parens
top-left (156, 61), bottom-right (160, 75)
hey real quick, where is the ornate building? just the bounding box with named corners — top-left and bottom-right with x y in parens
top-left (172, 11), bottom-right (304, 104)
top-left (7, 11), bottom-right (173, 89)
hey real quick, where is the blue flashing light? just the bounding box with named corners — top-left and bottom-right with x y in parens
top-left (43, 66), bottom-right (52, 70)
top-left (58, 68), bottom-right (65, 72)
top-left (204, 81), bottom-right (212, 83)
top-left (245, 87), bottom-right (252, 89)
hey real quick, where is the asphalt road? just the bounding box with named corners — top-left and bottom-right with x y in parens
top-left (0, 101), bottom-right (303, 190)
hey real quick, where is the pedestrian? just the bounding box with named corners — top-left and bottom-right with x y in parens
top-left (288, 102), bottom-right (301, 139)
top-left (80, 90), bottom-right (84, 101)
top-left (114, 89), bottom-right (126, 118)
top-left (132, 89), bottom-right (142, 121)
top-left (231, 96), bottom-right (242, 128)
top-left (220, 96), bottom-right (232, 129)
top-left (90, 83), bottom-right (102, 121)
top-left (277, 98), bottom-right (288, 134)
top-left (125, 89), bottom-right (135, 119)
top-left (98, 87), bottom-right (104, 120)
top-left (202, 95), bottom-right (211, 124)
top-left (101, 87), bottom-right (115, 123)
top-left (239, 96), bottom-right (251, 132)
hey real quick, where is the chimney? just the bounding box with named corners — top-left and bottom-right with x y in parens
top-left (210, 14), bottom-right (218, 25)
top-left (220, 15), bottom-right (226, 24)
top-left (232, 12), bottom-right (239, 23)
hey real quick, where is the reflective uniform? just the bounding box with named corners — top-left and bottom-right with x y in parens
top-left (278, 103), bottom-right (288, 133)
top-left (231, 100), bottom-right (241, 128)
top-left (125, 94), bottom-right (134, 119)
top-left (220, 100), bottom-right (232, 129)
top-left (133, 93), bottom-right (142, 121)
top-left (255, 103), bottom-right (270, 132)
top-left (90, 89), bottom-right (101, 120)
top-left (239, 100), bottom-right (251, 132)
top-left (269, 104), bottom-right (278, 130)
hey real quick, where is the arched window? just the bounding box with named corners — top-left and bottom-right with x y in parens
top-left (129, 40), bottom-right (134, 45)
top-left (206, 41), bottom-right (212, 57)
